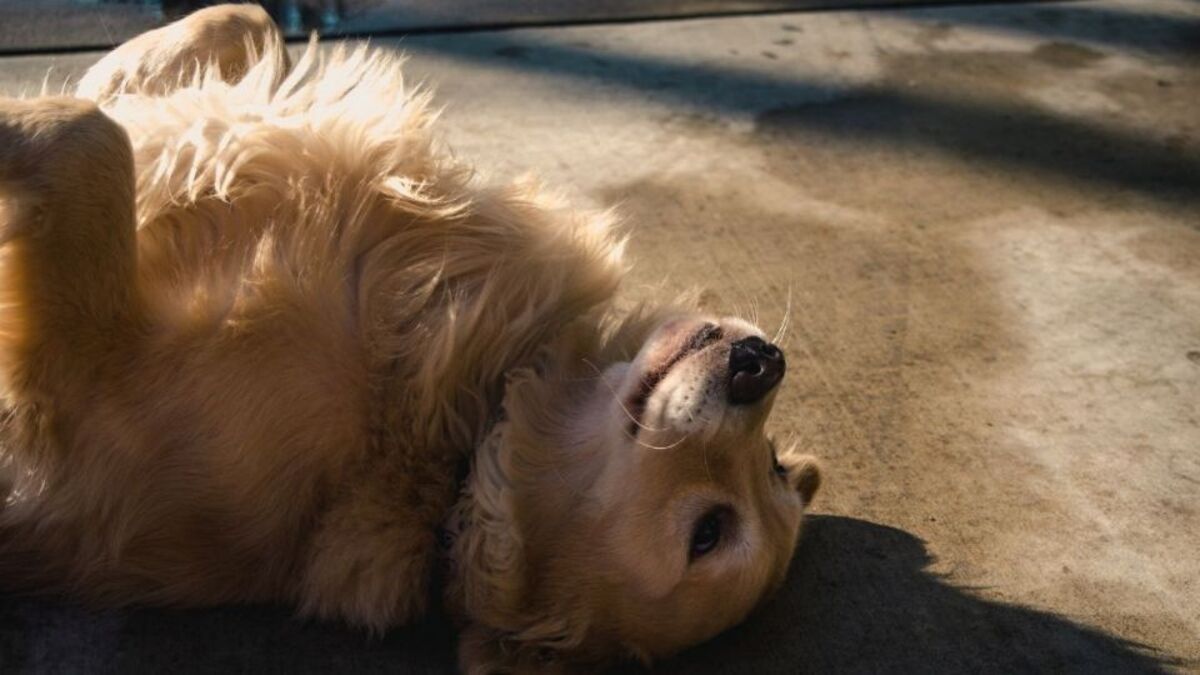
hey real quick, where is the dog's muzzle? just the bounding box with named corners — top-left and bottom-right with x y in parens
top-left (728, 336), bottom-right (786, 405)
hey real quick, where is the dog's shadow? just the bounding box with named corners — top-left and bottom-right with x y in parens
top-left (0, 516), bottom-right (1175, 673)
top-left (654, 515), bottom-right (1175, 674)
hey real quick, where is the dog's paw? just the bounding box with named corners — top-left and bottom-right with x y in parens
top-left (458, 623), bottom-right (582, 675)
top-left (0, 97), bottom-right (132, 241)
top-left (0, 97), bottom-right (124, 175)
top-left (76, 4), bottom-right (285, 102)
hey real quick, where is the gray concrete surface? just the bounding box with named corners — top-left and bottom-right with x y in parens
top-left (2, 0), bottom-right (1199, 671)
top-left (0, 0), bottom-right (985, 53)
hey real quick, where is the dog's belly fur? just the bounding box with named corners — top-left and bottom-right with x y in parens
top-left (0, 44), bottom-right (624, 615)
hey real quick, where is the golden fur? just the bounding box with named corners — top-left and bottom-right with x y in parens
top-left (0, 6), bottom-right (820, 672)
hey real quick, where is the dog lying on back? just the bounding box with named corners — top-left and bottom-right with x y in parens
top-left (0, 5), bottom-right (820, 672)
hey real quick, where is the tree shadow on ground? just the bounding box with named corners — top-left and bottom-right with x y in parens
top-left (399, 16), bottom-right (1199, 209)
top-left (654, 515), bottom-right (1178, 674)
top-left (892, 2), bottom-right (1200, 57)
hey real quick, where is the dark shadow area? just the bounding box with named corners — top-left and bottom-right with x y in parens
top-left (2, 518), bottom-right (1177, 673)
top-left (400, 27), bottom-right (1199, 208)
top-left (893, 2), bottom-right (1200, 57)
top-left (0, 595), bottom-right (456, 673)
top-left (755, 89), bottom-right (1198, 209)
top-left (653, 516), bottom-right (1177, 674)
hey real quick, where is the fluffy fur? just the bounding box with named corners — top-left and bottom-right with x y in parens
top-left (0, 6), bottom-right (819, 672)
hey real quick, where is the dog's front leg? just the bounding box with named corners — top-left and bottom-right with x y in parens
top-left (298, 452), bottom-right (458, 632)
top-left (77, 3), bottom-right (289, 104)
top-left (0, 97), bottom-right (142, 397)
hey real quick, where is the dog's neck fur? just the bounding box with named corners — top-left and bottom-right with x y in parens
top-left (440, 305), bottom-right (694, 670)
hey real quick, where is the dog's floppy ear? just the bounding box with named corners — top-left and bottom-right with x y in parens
top-left (785, 453), bottom-right (822, 506)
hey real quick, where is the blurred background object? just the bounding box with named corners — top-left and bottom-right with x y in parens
top-left (0, 0), bottom-right (1012, 53)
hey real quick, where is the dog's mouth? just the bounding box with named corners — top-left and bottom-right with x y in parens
top-left (626, 322), bottom-right (723, 435)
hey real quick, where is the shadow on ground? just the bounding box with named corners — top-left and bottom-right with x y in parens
top-left (894, 2), bottom-right (1200, 57)
top-left (1, 518), bottom-right (1174, 673)
top-left (400, 4), bottom-right (1199, 208)
top-left (0, 593), bottom-right (456, 673)
top-left (654, 516), bottom-right (1173, 674)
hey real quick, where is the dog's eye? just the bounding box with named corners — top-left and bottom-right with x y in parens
top-left (690, 508), bottom-right (727, 560)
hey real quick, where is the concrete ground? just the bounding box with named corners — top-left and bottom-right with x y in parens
top-left (2, 0), bottom-right (1199, 672)
top-left (0, 0), bottom-right (962, 53)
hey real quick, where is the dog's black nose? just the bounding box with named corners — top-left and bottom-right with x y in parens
top-left (728, 336), bottom-right (786, 405)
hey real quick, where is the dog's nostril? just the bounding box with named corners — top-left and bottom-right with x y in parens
top-left (729, 336), bottom-right (786, 405)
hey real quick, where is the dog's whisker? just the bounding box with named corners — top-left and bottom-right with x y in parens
top-left (775, 313), bottom-right (790, 347)
top-left (559, 373), bottom-right (604, 383)
top-left (773, 285), bottom-right (793, 347)
top-left (735, 290), bottom-right (752, 328)
top-left (782, 430), bottom-right (801, 459)
top-left (625, 431), bottom-right (691, 451)
top-left (580, 354), bottom-right (700, 448)
top-left (728, 297), bottom-right (745, 324)
top-left (580, 358), bottom-right (670, 434)
top-left (723, 269), bottom-right (759, 328)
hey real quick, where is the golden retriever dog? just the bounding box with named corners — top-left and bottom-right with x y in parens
top-left (0, 5), bottom-right (820, 672)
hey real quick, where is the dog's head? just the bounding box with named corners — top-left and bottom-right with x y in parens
top-left (447, 311), bottom-right (820, 673)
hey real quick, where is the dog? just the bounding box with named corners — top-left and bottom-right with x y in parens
top-left (0, 5), bottom-right (820, 672)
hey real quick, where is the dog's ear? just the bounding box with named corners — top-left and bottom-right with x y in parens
top-left (784, 453), bottom-right (822, 506)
